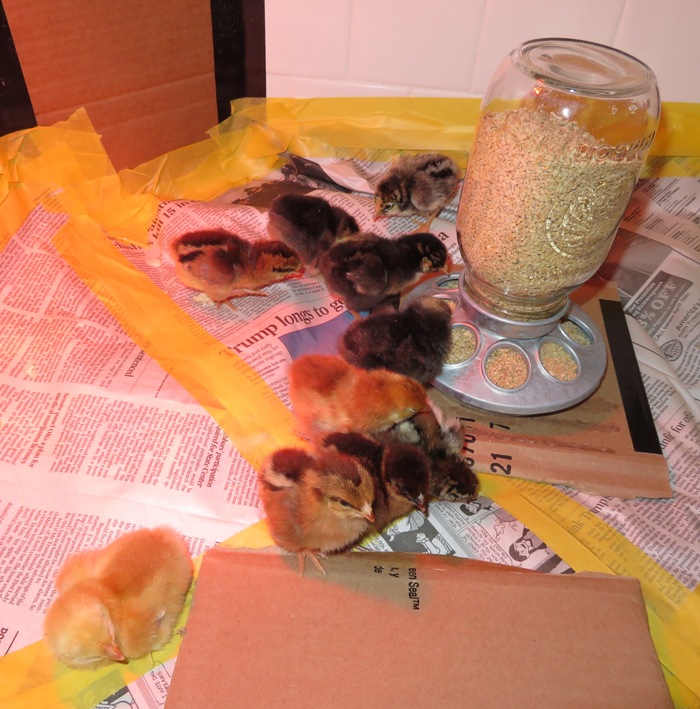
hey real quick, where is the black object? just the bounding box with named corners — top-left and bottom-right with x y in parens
top-left (210, 0), bottom-right (266, 123)
top-left (0, 2), bottom-right (36, 136)
top-left (599, 298), bottom-right (663, 455)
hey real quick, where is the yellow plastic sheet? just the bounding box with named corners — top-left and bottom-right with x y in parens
top-left (2, 98), bottom-right (700, 708)
top-left (116, 98), bottom-right (700, 212)
top-left (0, 109), bottom-right (158, 248)
top-left (53, 215), bottom-right (301, 469)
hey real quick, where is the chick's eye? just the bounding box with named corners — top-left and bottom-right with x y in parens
top-left (333, 497), bottom-right (352, 508)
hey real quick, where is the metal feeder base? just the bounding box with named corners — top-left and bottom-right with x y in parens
top-left (402, 270), bottom-right (608, 415)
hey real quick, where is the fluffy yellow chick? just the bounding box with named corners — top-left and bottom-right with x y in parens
top-left (44, 526), bottom-right (193, 669)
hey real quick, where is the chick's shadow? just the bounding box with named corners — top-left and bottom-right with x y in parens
top-left (280, 311), bottom-right (355, 360)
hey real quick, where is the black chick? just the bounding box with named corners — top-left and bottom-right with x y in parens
top-left (374, 153), bottom-right (460, 219)
top-left (267, 193), bottom-right (359, 271)
top-left (318, 232), bottom-right (447, 312)
top-left (338, 296), bottom-right (453, 383)
top-left (171, 230), bottom-right (303, 304)
top-left (322, 431), bottom-right (431, 533)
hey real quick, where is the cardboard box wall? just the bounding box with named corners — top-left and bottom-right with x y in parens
top-left (3, 0), bottom-right (219, 170)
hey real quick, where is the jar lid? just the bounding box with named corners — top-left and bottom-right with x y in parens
top-left (514, 38), bottom-right (657, 98)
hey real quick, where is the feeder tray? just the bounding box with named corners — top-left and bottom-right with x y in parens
top-left (402, 269), bottom-right (607, 415)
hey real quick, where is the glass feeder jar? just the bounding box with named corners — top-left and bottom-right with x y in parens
top-left (456, 38), bottom-right (660, 323)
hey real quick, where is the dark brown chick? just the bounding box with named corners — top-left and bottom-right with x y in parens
top-left (322, 432), bottom-right (431, 533)
top-left (429, 454), bottom-right (479, 501)
top-left (258, 446), bottom-right (375, 574)
top-left (170, 230), bottom-right (303, 303)
top-left (288, 354), bottom-right (431, 440)
top-left (374, 153), bottom-right (460, 219)
top-left (338, 296), bottom-right (453, 383)
top-left (318, 232), bottom-right (447, 312)
top-left (374, 407), bottom-right (479, 502)
top-left (267, 193), bottom-right (359, 271)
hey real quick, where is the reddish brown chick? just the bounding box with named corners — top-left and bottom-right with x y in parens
top-left (288, 354), bottom-right (431, 441)
top-left (170, 230), bottom-right (303, 303)
top-left (258, 446), bottom-right (376, 574)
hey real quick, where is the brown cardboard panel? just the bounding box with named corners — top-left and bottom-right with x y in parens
top-left (430, 281), bottom-right (672, 498)
top-left (166, 547), bottom-right (672, 709)
top-left (4, 0), bottom-right (218, 169)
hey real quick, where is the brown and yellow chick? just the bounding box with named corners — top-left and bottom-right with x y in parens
top-left (288, 354), bottom-right (431, 440)
top-left (258, 446), bottom-right (376, 574)
top-left (374, 153), bottom-right (460, 227)
top-left (322, 432), bottom-right (432, 534)
top-left (429, 454), bottom-right (480, 502)
top-left (170, 229), bottom-right (303, 304)
top-left (318, 231), bottom-right (447, 312)
top-left (338, 296), bottom-right (453, 383)
top-left (267, 193), bottom-right (359, 272)
top-left (44, 527), bottom-right (193, 669)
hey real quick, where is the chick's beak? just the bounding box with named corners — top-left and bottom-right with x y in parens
top-left (361, 504), bottom-right (375, 523)
top-left (422, 258), bottom-right (448, 274)
top-left (413, 493), bottom-right (427, 513)
top-left (104, 643), bottom-right (127, 663)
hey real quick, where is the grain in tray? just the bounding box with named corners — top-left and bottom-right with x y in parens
top-left (445, 325), bottom-right (476, 364)
top-left (561, 319), bottom-right (592, 346)
top-left (539, 341), bottom-right (578, 381)
top-left (484, 346), bottom-right (529, 389)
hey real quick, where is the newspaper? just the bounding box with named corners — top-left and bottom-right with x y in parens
top-left (1, 153), bottom-right (698, 708)
top-left (0, 206), bottom-right (263, 656)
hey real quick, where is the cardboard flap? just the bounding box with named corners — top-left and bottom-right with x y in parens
top-left (4, 0), bottom-right (218, 169)
top-left (166, 547), bottom-right (672, 709)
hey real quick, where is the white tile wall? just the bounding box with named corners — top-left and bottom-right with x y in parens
top-left (265, 0), bottom-right (700, 102)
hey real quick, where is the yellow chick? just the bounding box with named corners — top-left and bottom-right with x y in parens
top-left (44, 526), bottom-right (193, 669)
